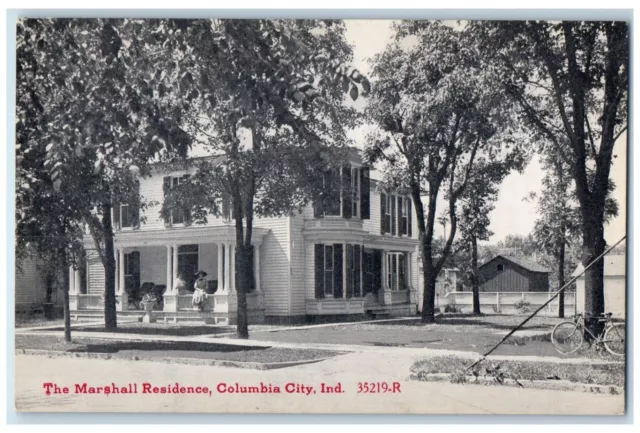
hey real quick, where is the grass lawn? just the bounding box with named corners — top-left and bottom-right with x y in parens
top-left (15, 316), bottom-right (66, 329)
top-left (15, 334), bottom-right (342, 364)
top-left (247, 314), bottom-right (581, 357)
top-left (411, 355), bottom-right (625, 387)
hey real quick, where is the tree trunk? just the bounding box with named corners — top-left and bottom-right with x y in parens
top-left (420, 255), bottom-right (437, 323)
top-left (582, 216), bottom-right (606, 339)
top-left (557, 241), bottom-right (565, 319)
top-left (471, 236), bottom-right (481, 315)
top-left (235, 245), bottom-right (253, 339)
top-left (102, 201), bottom-right (118, 330)
top-left (60, 247), bottom-right (71, 342)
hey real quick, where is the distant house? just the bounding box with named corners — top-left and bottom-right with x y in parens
top-left (417, 264), bottom-right (461, 312)
top-left (574, 253), bottom-right (626, 319)
top-left (477, 255), bottom-right (550, 292)
top-left (15, 255), bottom-right (64, 313)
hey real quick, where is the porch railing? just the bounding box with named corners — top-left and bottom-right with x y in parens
top-left (76, 294), bottom-right (103, 310)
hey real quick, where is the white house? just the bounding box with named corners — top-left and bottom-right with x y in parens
top-left (15, 253), bottom-right (65, 314)
top-left (68, 149), bottom-right (420, 324)
top-left (574, 253), bottom-right (626, 319)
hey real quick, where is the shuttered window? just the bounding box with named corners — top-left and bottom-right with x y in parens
top-left (386, 252), bottom-right (409, 291)
top-left (399, 197), bottom-right (411, 237)
top-left (314, 243), bottom-right (345, 298)
top-left (314, 166), bottom-right (371, 220)
top-left (346, 244), bottom-right (363, 298)
top-left (360, 168), bottom-right (370, 219)
top-left (381, 193), bottom-right (392, 234)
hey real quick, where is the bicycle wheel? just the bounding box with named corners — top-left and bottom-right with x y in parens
top-left (551, 321), bottom-right (584, 354)
top-left (603, 323), bottom-right (625, 357)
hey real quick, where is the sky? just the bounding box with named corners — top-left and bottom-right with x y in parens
top-left (343, 20), bottom-right (628, 246)
top-left (190, 20), bottom-right (627, 246)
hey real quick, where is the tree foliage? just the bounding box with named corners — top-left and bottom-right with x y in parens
top-left (364, 20), bottom-right (527, 322)
top-left (469, 20), bottom-right (628, 332)
top-left (155, 19), bottom-right (366, 338)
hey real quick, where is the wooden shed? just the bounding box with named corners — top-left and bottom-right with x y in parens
top-left (477, 255), bottom-right (550, 293)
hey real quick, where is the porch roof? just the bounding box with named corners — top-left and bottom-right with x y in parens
top-left (85, 225), bottom-right (271, 249)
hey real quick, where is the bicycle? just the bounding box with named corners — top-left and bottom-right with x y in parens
top-left (551, 312), bottom-right (625, 357)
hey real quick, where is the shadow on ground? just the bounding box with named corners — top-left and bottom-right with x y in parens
top-left (370, 314), bottom-right (559, 331)
top-left (45, 325), bottom-right (234, 337)
top-left (67, 340), bottom-right (266, 354)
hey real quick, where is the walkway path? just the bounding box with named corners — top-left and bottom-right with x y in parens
top-left (15, 328), bottom-right (618, 365)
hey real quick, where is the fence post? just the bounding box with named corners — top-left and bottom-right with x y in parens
top-left (496, 292), bottom-right (500, 313)
top-left (547, 292), bottom-right (552, 316)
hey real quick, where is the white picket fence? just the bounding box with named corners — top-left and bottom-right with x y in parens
top-left (439, 291), bottom-right (576, 316)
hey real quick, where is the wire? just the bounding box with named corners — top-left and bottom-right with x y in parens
top-left (464, 235), bottom-right (627, 372)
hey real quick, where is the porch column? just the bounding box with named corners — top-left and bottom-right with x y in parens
top-left (166, 245), bottom-right (173, 292)
top-left (68, 266), bottom-right (75, 294)
top-left (223, 243), bottom-right (230, 292)
top-left (343, 242), bottom-right (347, 299)
top-left (381, 251), bottom-right (388, 290)
top-left (217, 243), bottom-right (224, 292)
top-left (172, 244), bottom-right (179, 285)
top-left (254, 245), bottom-right (261, 292)
top-left (73, 268), bottom-right (81, 295)
top-left (229, 244), bottom-right (236, 292)
top-left (118, 249), bottom-right (125, 295)
top-left (114, 249), bottom-right (119, 294)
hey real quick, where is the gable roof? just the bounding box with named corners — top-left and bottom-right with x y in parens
top-left (480, 254), bottom-right (550, 274)
top-left (572, 254), bottom-right (626, 278)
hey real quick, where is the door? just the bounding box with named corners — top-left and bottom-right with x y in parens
top-left (178, 245), bottom-right (199, 290)
top-left (363, 249), bottom-right (383, 295)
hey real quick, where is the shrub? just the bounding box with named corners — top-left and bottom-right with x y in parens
top-left (514, 298), bottom-right (531, 314)
top-left (444, 302), bottom-right (461, 313)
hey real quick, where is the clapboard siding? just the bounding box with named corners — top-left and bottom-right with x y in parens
top-left (305, 242), bottom-right (316, 300)
top-left (131, 167), bottom-right (230, 232)
top-left (289, 212), bottom-right (307, 315)
top-left (15, 256), bottom-right (47, 305)
top-left (478, 256), bottom-right (549, 292)
top-left (86, 250), bottom-right (105, 294)
top-left (257, 216), bottom-right (291, 316)
top-left (411, 246), bottom-right (419, 289)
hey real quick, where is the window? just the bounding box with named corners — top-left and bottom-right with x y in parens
top-left (347, 244), bottom-right (362, 298)
top-left (351, 168), bottom-right (360, 218)
top-left (314, 243), bottom-right (344, 299)
top-left (386, 253), bottom-right (408, 291)
top-left (114, 182), bottom-right (140, 230)
top-left (314, 166), bottom-right (370, 220)
top-left (170, 177), bottom-right (186, 224)
top-left (381, 193), bottom-right (393, 234)
top-left (400, 198), bottom-right (409, 235)
top-left (163, 175), bottom-right (192, 226)
top-left (497, 264), bottom-right (504, 272)
top-left (324, 245), bottom-right (334, 296)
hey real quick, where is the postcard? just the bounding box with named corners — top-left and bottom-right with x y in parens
top-left (13, 16), bottom-right (627, 415)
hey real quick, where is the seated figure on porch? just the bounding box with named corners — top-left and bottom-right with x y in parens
top-left (193, 270), bottom-right (208, 311)
top-left (173, 272), bottom-right (188, 295)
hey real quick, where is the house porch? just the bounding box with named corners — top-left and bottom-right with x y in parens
top-left (69, 226), bottom-right (270, 325)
